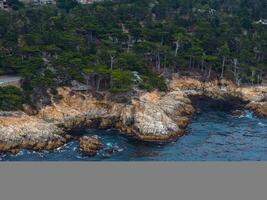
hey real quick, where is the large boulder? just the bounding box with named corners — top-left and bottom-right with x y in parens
top-left (78, 136), bottom-right (103, 157)
top-left (119, 90), bottom-right (194, 141)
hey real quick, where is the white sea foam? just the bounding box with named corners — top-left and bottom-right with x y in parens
top-left (258, 122), bottom-right (267, 127)
top-left (106, 142), bottom-right (113, 147)
top-left (239, 111), bottom-right (255, 119)
top-left (16, 151), bottom-right (24, 156)
top-left (245, 113), bottom-right (254, 119)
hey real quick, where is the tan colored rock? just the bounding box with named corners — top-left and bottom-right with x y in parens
top-left (246, 102), bottom-right (267, 117)
top-left (46, 139), bottom-right (64, 150)
top-left (169, 77), bottom-right (241, 100)
top-left (79, 136), bottom-right (103, 156)
top-left (238, 86), bottom-right (267, 102)
top-left (3, 74), bottom-right (266, 150)
top-left (37, 87), bottom-right (193, 142)
top-left (0, 112), bottom-right (65, 153)
top-left (177, 117), bottom-right (190, 129)
top-left (169, 77), bottom-right (203, 91)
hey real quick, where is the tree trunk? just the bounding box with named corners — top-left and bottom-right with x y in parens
top-left (174, 41), bottom-right (179, 57)
top-left (220, 56), bottom-right (226, 79)
top-left (189, 55), bottom-right (192, 69)
top-left (110, 56), bottom-right (115, 70)
top-left (233, 58), bottom-right (240, 85)
top-left (259, 70), bottom-right (263, 84)
top-left (163, 55), bottom-right (167, 74)
top-left (96, 76), bottom-right (101, 92)
top-left (86, 77), bottom-right (89, 93)
top-left (156, 52), bottom-right (161, 72)
top-left (251, 70), bottom-right (255, 85)
top-left (207, 65), bottom-right (212, 81)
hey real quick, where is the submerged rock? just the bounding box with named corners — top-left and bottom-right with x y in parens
top-left (78, 136), bottom-right (103, 157)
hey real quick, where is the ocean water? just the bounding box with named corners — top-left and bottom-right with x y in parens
top-left (1, 107), bottom-right (267, 161)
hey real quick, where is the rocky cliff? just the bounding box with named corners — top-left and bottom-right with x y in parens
top-left (0, 74), bottom-right (266, 154)
top-left (38, 87), bottom-right (194, 142)
top-left (170, 76), bottom-right (267, 117)
top-left (0, 111), bottom-right (66, 154)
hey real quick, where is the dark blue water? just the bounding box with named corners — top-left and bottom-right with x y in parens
top-left (1, 109), bottom-right (267, 161)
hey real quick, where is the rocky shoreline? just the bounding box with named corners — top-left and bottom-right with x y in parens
top-left (0, 111), bottom-right (68, 154)
top-left (0, 74), bottom-right (267, 155)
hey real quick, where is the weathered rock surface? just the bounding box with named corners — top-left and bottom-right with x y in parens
top-left (170, 76), bottom-right (267, 117)
top-left (169, 77), bottom-right (241, 99)
top-left (128, 91), bottom-right (194, 141)
top-left (238, 86), bottom-right (267, 117)
top-left (246, 102), bottom-right (267, 117)
top-left (78, 136), bottom-right (103, 156)
top-left (0, 111), bottom-right (65, 153)
top-left (1, 74), bottom-right (267, 154)
top-left (38, 87), bottom-right (194, 142)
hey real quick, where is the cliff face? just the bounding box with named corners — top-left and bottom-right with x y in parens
top-left (169, 77), bottom-right (241, 99)
top-left (170, 76), bottom-right (267, 117)
top-left (38, 87), bottom-right (194, 142)
top-left (1, 74), bottom-right (267, 154)
top-left (0, 112), bottom-right (65, 154)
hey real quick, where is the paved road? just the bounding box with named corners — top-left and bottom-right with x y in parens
top-left (0, 76), bottom-right (21, 85)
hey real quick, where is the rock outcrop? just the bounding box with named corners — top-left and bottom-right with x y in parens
top-left (246, 102), bottom-right (267, 117)
top-left (79, 136), bottom-right (103, 156)
top-left (169, 77), bottom-right (241, 99)
top-left (38, 87), bottom-right (194, 142)
top-left (239, 86), bottom-right (267, 117)
top-left (170, 76), bottom-right (267, 117)
top-left (0, 111), bottom-right (66, 154)
top-left (1, 74), bottom-right (267, 154)
top-left (128, 90), bottom-right (194, 141)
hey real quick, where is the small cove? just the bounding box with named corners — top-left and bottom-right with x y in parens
top-left (1, 99), bottom-right (267, 161)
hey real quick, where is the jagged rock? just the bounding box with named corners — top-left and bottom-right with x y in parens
top-left (246, 102), bottom-right (267, 117)
top-left (22, 104), bottom-right (37, 115)
top-left (238, 86), bottom-right (267, 102)
top-left (38, 87), bottom-right (193, 142)
top-left (170, 76), bottom-right (267, 116)
top-left (1, 74), bottom-right (267, 154)
top-left (169, 77), bottom-right (241, 100)
top-left (79, 136), bottom-right (103, 156)
top-left (0, 113), bottom-right (65, 153)
top-left (124, 90), bottom-right (194, 141)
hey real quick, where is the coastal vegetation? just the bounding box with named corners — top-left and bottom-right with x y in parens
top-left (0, 0), bottom-right (266, 110)
top-left (0, 86), bottom-right (24, 110)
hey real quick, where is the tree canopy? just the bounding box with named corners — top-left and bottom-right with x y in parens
top-left (0, 0), bottom-right (266, 108)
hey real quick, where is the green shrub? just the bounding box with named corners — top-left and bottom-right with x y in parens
top-left (110, 88), bottom-right (129, 93)
top-left (139, 74), bottom-right (167, 92)
top-left (0, 86), bottom-right (24, 111)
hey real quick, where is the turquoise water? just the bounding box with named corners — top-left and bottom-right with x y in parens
top-left (1, 107), bottom-right (267, 161)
